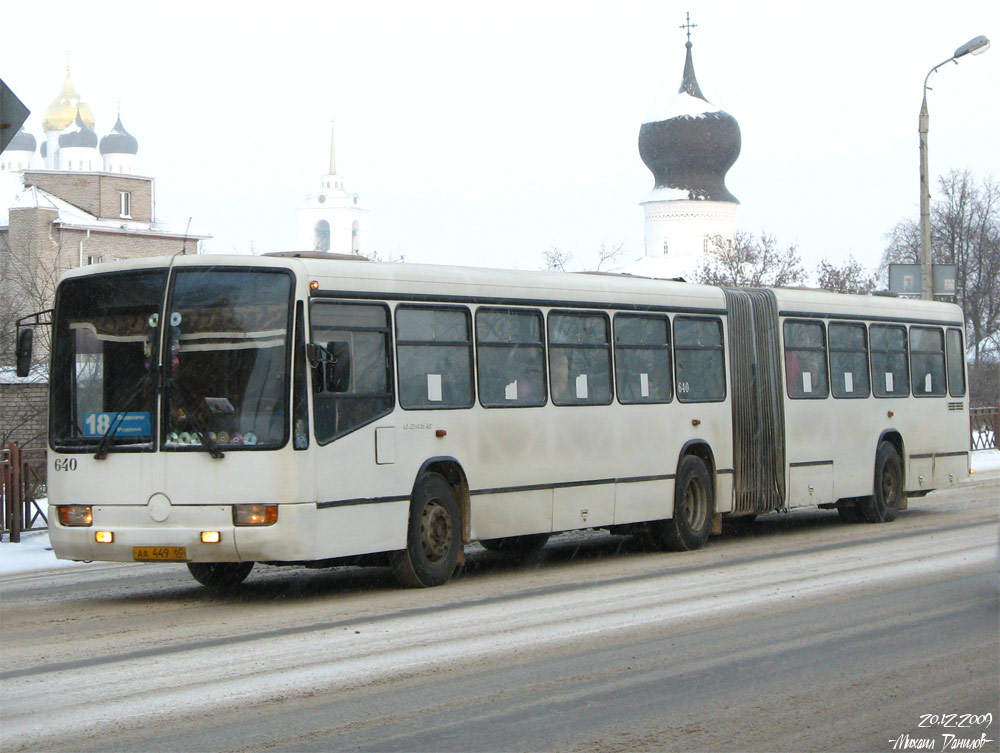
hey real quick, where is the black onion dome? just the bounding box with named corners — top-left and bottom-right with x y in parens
top-left (638, 41), bottom-right (741, 203)
top-left (9, 128), bottom-right (36, 153)
top-left (59, 111), bottom-right (98, 148)
top-left (100, 115), bottom-right (139, 155)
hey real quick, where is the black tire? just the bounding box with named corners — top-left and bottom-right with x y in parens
top-left (659, 456), bottom-right (714, 551)
top-left (479, 533), bottom-right (550, 556)
top-left (187, 561), bottom-right (254, 589)
top-left (859, 442), bottom-right (904, 523)
top-left (837, 500), bottom-right (864, 523)
top-left (390, 472), bottom-right (463, 588)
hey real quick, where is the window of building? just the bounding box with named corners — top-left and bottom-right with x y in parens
top-left (548, 311), bottom-right (612, 405)
top-left (476, 308), bottom-right (546, 407)
top-left (86, 255), bottom-right (103, 265)
top-left (614, 314), bottom-right (672, 404)
top-left (870, 324), bottom-right (909, 397)
top-left (396, 306), bottom-right (474, 409)
top-left (674, 316), bottom-right (726, 402)
top-left (119, 191), bottom-right (131, 218)
top-left (310, 302), bottom-right (393, 443)
top-left (314, 220), bottom-right (330, 252)
top-left (784, 320), bottom-right (829, 399)
top-left (829, 322), bottom-right (870, 398)
top-left (946, 328), bottom-right (966, 397)
top-left (909, 326), bottom-right (946, 397)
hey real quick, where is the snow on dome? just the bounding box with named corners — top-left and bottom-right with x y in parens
top-left (638, 39), bottom-right (741, 203)
top-left (59, 111), bottom-right (98, 149)
top-left (100, 115), bottom-right (139, 155)
top-left (8, 128), bottom-right (37, 153)
top-left (644, 90), bottom-right (722, 124)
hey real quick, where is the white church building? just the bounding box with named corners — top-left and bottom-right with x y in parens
top-left (294, 122), bottom-right (369, 256)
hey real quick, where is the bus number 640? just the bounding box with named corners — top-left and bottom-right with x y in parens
top-left (54, 458), bottom-right (77, 471)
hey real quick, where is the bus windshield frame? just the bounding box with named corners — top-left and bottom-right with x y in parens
top-left (48, 265), bottom-right (296, 454)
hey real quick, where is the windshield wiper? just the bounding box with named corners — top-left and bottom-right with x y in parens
top-left (94, 373), bottom-right (154, 460)
top-left (164, 378), bottom-right (225, 459)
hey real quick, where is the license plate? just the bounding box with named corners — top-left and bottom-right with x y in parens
top-left (133, 546), bottom-right (187, 561)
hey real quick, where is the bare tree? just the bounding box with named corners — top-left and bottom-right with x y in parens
top-left (541, 247), bottom-right (573, 272)
top-left (883, 170), bottom-right (1000, 367)
top-left (694, 232), bottom-right (806, 288)
top-left (815, 256), bottom-right (878, 295)
top-left (595, 242), bottom-right (624, 272)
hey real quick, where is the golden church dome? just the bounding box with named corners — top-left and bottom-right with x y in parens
top-left (42, 69), bottom-right (96, 132)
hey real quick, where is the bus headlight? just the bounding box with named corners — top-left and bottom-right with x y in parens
top-left (233, 504), bottom-right (278, 526)
top-left (58, 505), bottom-right (93, 527)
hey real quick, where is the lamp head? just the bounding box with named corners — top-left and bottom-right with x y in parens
top-left (954, 35), bottom-right (990, 59)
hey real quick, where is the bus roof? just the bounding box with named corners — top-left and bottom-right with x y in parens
top-left (58, 254), bottom-right (964, 324)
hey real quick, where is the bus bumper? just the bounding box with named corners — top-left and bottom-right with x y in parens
top-left (47, 503), bottom-right (316, 563)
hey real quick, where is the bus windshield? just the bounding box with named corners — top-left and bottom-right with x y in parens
top-left (49, 267), bottom-right (294, 452)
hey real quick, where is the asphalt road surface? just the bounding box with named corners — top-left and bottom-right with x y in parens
top-left (2, 474), bottom-right (997, 753)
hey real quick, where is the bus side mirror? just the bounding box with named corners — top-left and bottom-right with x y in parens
top-left (15, 327), bottom-right (33, 378)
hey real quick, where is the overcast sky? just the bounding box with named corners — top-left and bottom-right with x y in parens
top-left (2, 0), bottom-right (997, 278)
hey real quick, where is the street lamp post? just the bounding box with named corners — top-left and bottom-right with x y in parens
top-left (919, 35), bottom-right (990, 300)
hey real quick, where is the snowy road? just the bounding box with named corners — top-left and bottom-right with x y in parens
top-left (2, 474), bottom-right (997, 753)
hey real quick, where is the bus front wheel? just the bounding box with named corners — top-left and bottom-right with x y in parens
top-left (660, 456), bottom-right (714, 551)
top-left (390, 472), bottom-right (463, 588)
top-left (187, 561), bottom-right (254, 589)
top-left (859, 442), bottom-right (903, 523)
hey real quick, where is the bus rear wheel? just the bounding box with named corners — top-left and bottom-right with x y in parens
top-left (659, 456), bottom-right (714, 551)
top-left (187, 561), bottom-right (254, 589)
top-left (479, 533), bottom-right (550, 556)
top-left (859, 442), bottom-right (904, 523)
top-left (390, 472), bottom-right (462, 588)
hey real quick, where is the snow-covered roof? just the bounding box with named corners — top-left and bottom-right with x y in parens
top-left (0, 365), bottom-right (48, 385)
top-left (1, 184), bottom-right (208, 238)
top-left (644, 90), bottom-right (721, 124)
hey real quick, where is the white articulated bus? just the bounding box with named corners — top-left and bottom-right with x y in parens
top-left (21, 253), bottom-right (970, 588)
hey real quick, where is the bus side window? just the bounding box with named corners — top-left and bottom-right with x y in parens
top-left (547, 311), bottom-right (612, 406)
top-left (829, 322), bottom-right (870, 398)
top-left (673, 316), bottom-right (725, 402)
top-left (396, 305), bottom-right (474, 410)
top-left (476, 308), bottom-right (546, 407)
top-left (309, 302), bottom-right (394, 444)
top-left (783, 320), bottom-right (829, 399)
top-left (614, 314), bottom-right (672, 404)
top-left (909, 326), bottom-right (946, 397)
top-left (946, 328), bottom-right (966, 397)
top-left (870, 324), bottom-right (909, 398)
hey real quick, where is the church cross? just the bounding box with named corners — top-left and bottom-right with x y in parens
top-left (679, 11), bottom-right (697, 43)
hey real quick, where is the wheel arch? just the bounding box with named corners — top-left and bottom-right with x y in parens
top-left (677, 439), bottom-right (717, 477)
top-left (876, 430), bottom-right (906, 490)
top-left (413, 456), bottom-right (471, 545)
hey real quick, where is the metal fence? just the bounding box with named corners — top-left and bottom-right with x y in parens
top-left (971, 407), bottom-right (998, 451)
top-left (1, 442), bottom-right (48, 543)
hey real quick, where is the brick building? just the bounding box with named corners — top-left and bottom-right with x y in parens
top-left (0, 70), bottom-right (210, 448)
